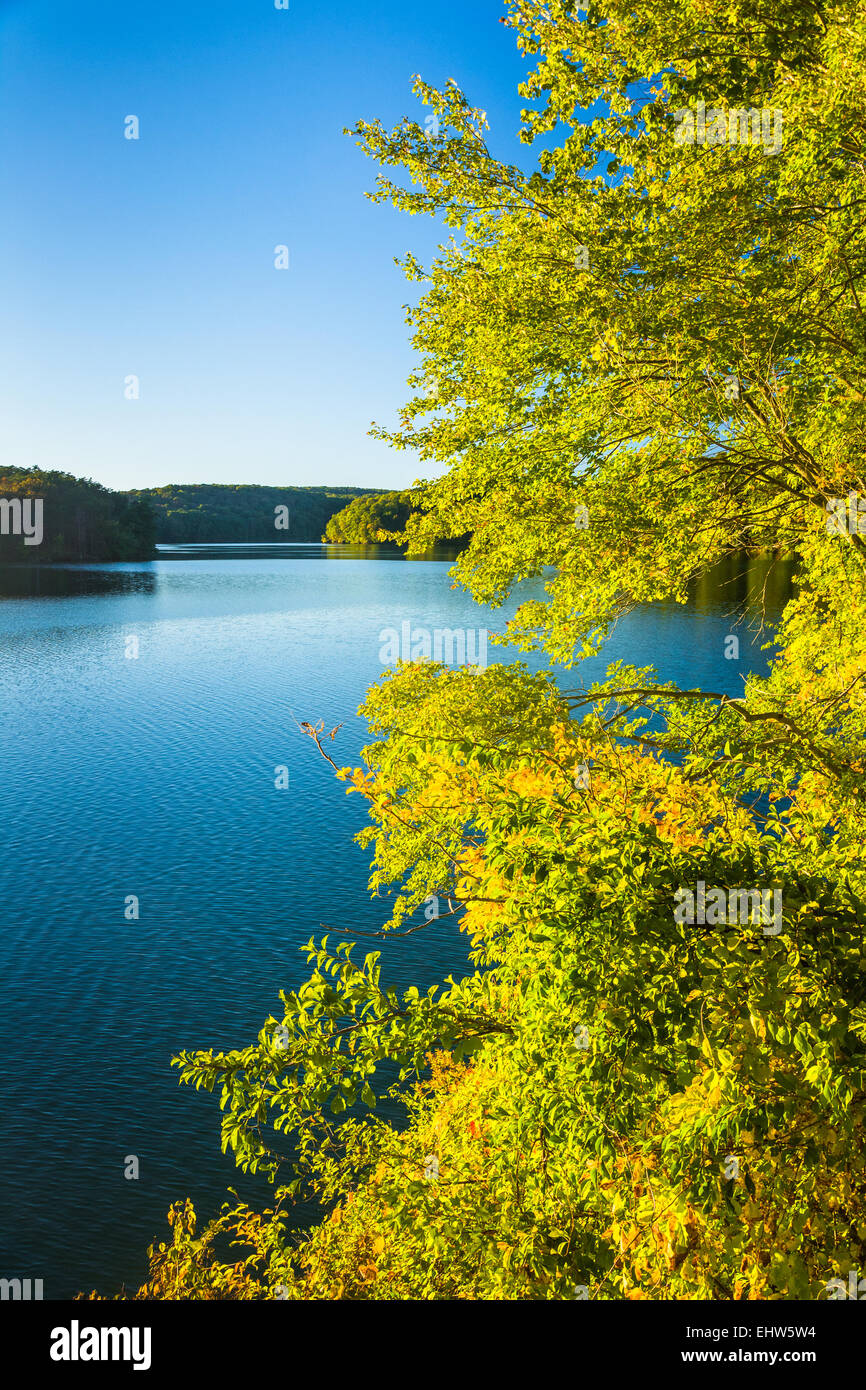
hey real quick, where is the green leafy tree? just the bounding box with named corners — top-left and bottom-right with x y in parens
top-left (102, 0), bottom-right (866, 1300)
top-left (323, 489), bottom-right (418, 543)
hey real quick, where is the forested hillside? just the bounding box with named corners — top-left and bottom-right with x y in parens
top-left (0, 466), bottom-right (155, 562)
top-left (133, 483), bottom-right (383, 543)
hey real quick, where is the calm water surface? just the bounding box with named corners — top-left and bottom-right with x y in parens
top-left (0, 544), bottom-right (794, 1297)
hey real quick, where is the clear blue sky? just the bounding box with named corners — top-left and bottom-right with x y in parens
top-left (0, 0), bottom-right (531, 492)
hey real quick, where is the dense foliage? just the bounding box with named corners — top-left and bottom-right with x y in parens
top-left (102, 0), bottom-right (866, 1300)
top-left (133, 483), bottom-right (381, 544)
top-left (0, 466), bottom-right (155, 562)
top-left (322, 489), bottom-right (418, 543)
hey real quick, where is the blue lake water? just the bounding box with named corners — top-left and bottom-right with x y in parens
top-left (0, 544), bottom-right (794, 1298)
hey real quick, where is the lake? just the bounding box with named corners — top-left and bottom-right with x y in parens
top-left (0, 544), bottom-right (794, 1298)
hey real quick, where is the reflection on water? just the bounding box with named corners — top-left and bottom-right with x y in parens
top-left (0, 564), bottom-right (159, 599)
top-left (0, 546), bottom-right (796, 610)
top-left (157, 542), bottom-right (464, 563)
top-left (0, 543), bottom-right (465, 600)
top-left (691, 552), bottom-right (798, 622)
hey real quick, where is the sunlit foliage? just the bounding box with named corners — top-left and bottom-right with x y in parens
top-left (106, 0), bottom-right (866, 1300)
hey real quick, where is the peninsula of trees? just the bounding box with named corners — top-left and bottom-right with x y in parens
top-left (322, 489), bottom-right (417, 543)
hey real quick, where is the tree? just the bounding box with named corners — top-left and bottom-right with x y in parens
top-left (322, 489), bottom-right (418, 543)
top-left (107, 0), bottom-right (866, 1300)
top-left (0, 467), bottom-right (156, 562)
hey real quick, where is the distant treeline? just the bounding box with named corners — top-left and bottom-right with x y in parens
top-left (0, 467), bottom-right (156, 562)
top-left (0, 472), bottom-right (433, 560)
top-left (131, 483), bottom-right (384, 544)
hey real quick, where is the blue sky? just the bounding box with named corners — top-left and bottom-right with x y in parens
top-left (0, 0), bottom-right (530, 492)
